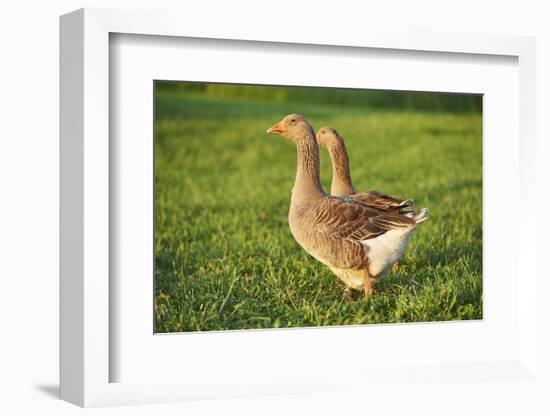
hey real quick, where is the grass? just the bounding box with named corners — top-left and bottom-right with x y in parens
top-left (154, 89), bottom-right (483, 333)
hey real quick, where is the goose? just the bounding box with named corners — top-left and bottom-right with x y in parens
top-left (316, 126), bottom-right (415, 213)
top-left (267, 114), bottom-right (428, 299)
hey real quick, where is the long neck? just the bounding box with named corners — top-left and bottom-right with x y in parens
top-left (292, 135), bottom-right (324, 203)
top-left (328, 141), bottom-right (355, 196)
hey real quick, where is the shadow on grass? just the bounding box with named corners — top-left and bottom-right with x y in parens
top-left (376, 242), bottom-right (481, 294)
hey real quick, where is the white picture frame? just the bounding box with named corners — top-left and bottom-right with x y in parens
top-left (60, 7), bottom-right (538, 408)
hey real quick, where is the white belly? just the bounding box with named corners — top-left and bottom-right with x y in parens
top-left (361, 226), bottom-right (415, 277)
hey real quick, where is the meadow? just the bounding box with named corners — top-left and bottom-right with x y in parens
top-left (154, 84), bottom-right (483, 332)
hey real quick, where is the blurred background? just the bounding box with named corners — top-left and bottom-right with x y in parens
top-left (156, 82), bottom-right (482, 114)
top-left (154, 82), bottom-right (482, 332)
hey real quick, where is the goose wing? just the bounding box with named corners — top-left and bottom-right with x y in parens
top-left (315, 196), bottom-right (415, 241)
top-left (311, 196), bottom-right (415, 269)
top-left (348, 191), bottom-right (414, 212)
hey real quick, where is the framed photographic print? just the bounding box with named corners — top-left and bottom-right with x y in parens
top-left (152, 80), bottom-right (482, 333)
top-left (60, 7), bottom-right (539, 409)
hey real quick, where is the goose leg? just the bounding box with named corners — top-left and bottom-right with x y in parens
top-left (363, 277), bottom-right (376, 298)
top-left (343, 287), bottom-right (354, 302)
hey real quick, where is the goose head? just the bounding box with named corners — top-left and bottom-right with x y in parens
top-left (267, 114), bottom-right (315, 144)
top-left (316, 126), bottom-right (344, 149)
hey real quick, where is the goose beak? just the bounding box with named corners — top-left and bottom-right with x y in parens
top-left (267, 121), bottom-right (285, 135)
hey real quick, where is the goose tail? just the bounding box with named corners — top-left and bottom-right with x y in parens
top-left (400, 199), bottom-right (415, 208)
top-left (404, 208), bottom-right (429, 224)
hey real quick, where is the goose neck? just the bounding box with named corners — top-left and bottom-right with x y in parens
top-left (292, 136), bottom-right (324, 201)
top-left (328, 141), bottom-right (355, 196)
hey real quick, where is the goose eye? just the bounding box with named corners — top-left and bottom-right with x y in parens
top-left (291, 118), bottom-right (296, 123)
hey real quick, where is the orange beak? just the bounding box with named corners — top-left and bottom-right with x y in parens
top-left (266, 120), bottom-right (286, 136)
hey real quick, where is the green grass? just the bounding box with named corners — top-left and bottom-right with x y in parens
top-left (154, 89), bottom-right (483, 332)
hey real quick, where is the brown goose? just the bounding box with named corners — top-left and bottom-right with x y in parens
top-left (267, 114), bottom-right (428, 299)
top-left (316, 126), bottom-right (414, 212)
